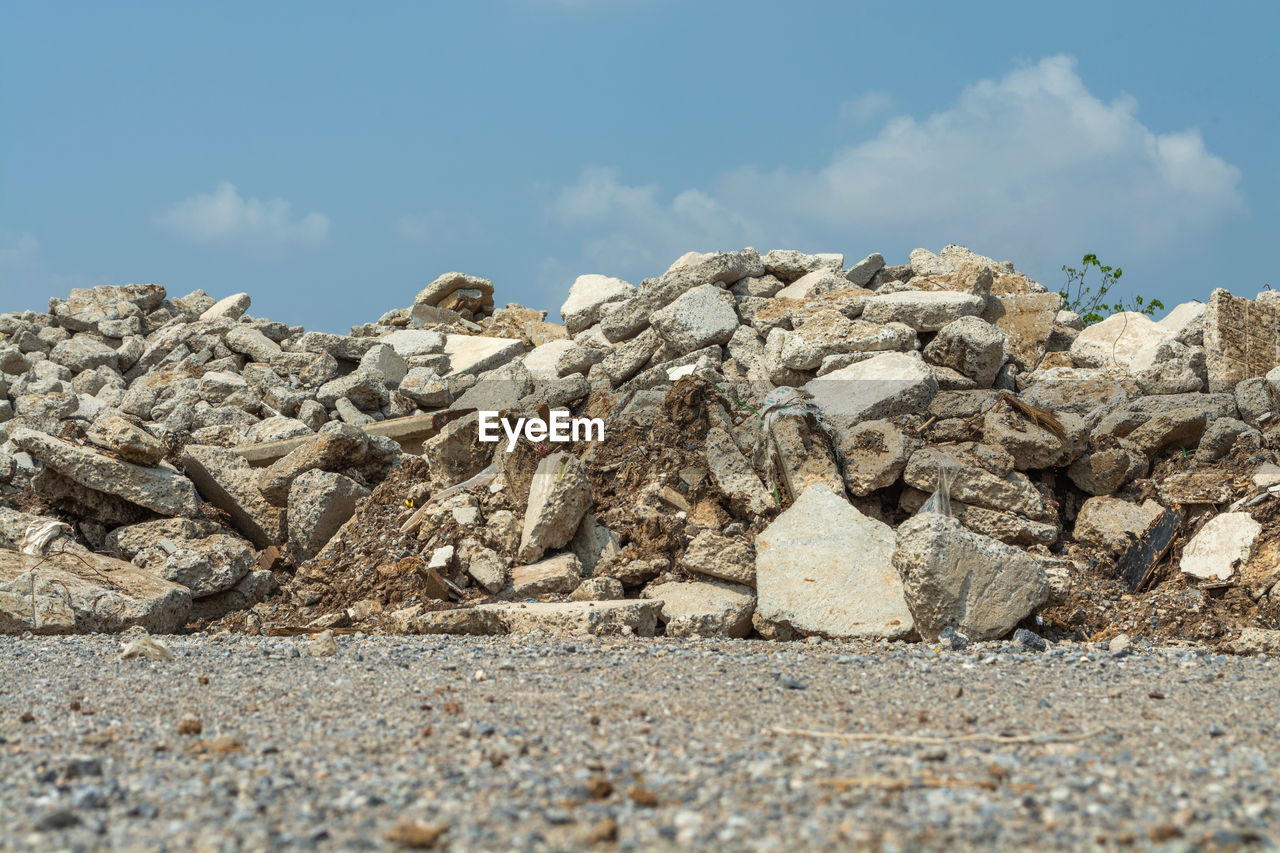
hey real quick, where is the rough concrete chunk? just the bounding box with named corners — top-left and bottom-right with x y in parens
top-left (85, 414), bottom-right (166, 466)
top-left (893, 513), bottom-right (1048, 642)
top-left (755, 485), bottom-right (913, 639)
top-left (923, 317), bottom-right (1007, 387)
top-left (804, 352), bottom-right (937, 434)
top-left (1074, 497), bottom-right (1164, 554)
top-left (560, 274), bottom-right (635, 334)
top-left (12, 426), bottom-right (199, 517)
top-left (705, 427), bottom-right (773, 516)
top-left (650, 284), bottom-right (739, 355)
top-left (641, 580), bottom-right (755, 638)
top-left (1181, 512), bottom-right (1261, 581)
top-left (181, 445), bottom-right (285, 548)
top-left (1069, 311), bottom-right (1173, 370)
top-left (862, 290), bottom-right (986, 331)
top-left (679, 531), bottom-right (755, 586)
top-left (407, 600), bottom-right (660, 637)
top-left (442, 334), bottom-right (527, 377)
top-left (511, 553), bottom-right (582, 596)
top-left (288, 470), bottom-right (371, 563)
top-left (519, 453), bottom-right (592, 563)
top-left (1, 550), bottom-right (190, 634)
top-left (142, 533), bottom-right (255, 598)
top-left (1203, 289), bottom-right (1280, 391)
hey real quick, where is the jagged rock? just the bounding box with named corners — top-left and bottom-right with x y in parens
top-left (898, 490), bottom-right (1058, 547)
top-left (1019, 367), bottom-right (1138, 415)
top-left (1235, 377), bottom-right (1278, 427)
top-left (980, 406), bottom-right (1071, 470)
top-left (678, 530), bottom-right (755, 586)
top-left (225, 325), bottom-right (281, 362)
top-left (805, 351), bottom-right (937, 436)
top-left (257, 422), bottom-right (371, 504)
top-left (85, 414), bottom-right (166, 466)
top-left (518, 452), bottom-right (592, 563)
top-left (200, 292), bottom-right (251, 321)
top-left (1157, 301), bottom-right (1206, 346)
top-left (570, 514), bottom-right (621, 574)
top-left (1074, 497), bottom-right (1164, 554)
top-left (982, 292), bottom-right (1060, 372)
top-left (359, 343), bottom-right (408, 387)
top-left (774, 268), bottom-right (847, 300)
top-left (1069, 311), bottom-right (1174, 370)
top-left (1181, 513), bottom-right (1261, 581)
top-left (1, 550), bottom-right (190, 635)
top-left (137, 533), bottom-right (255, 598)
top-left (893, 513), bottom-right (1047, 642)
top-left (104, 517), bottom-right (219, 559)
top-left (49, 336), bottom-right (119, 373)
top-left (420, 413), bottom-right (488, 491)
top-left (755, 485), bottom-right (913, 639)
top-left (862, 290), bottom-right (986, 332)
top-left (705, 427), bottom-right (774, 516)
top-left (836, 419), bottom-right (920, 497)
top-left (288, 470), bottom-right (370, 562)
top-left (1067, 440), bottom-right (1149, 496)
top-left (904, 443), bottom-right (1050, 520)
top-left (1197, 417), bottom-right (1256, 463)
top-left (1203, 289), bottom-right (1280, 391)
top-left (11, 426), bottom-right (199, 517)
top-left (414, 272), bottom-right (495, 317)
top-left (511, 553), bottom-right (582, 596)
top-left (181, 445), bottom-right (285, 548)
top-left (649, 284), bottom-right (738, 355)
top-left (923, 317), bottom-right (1007, 387)
top-left (407, 600), bottom-right (660, 637)
top-left (560, 274), bottom-right (634, 334)
top-left (459, 541), bottom-right (507, 593)
top-left (641, 579), bottom-right (755, 638)
top-left (845, 252), bottom-right (886, 287)
top-left (569, 577), bottom-right (624, 601)
top-left (191, 569), bottom-right (277, 623)
top-left (762, 249), bottom-right (842, 282)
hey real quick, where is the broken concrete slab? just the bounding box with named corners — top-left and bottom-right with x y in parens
top-left (11, 426), bottom-right (199, 517)
top-left (1, 550), bottom-right (191, 634)
top-left (1203, 288), bottom-right (1280, 391)
top-left (893, 513), bottom-right (1048, 642)
top-left (139, 533), bottom-right (255, 598)
top-left (511, 552), bottom-right (583, 596)
top-left (1073, 497), bottom-right (1165, 554)
top-left (862, 290), bottom-right (987, 332)
top-left (85, 414), bottom-right (166, 466)
top-left (641, 579), bottom-right (755, 638)
top-left (288, 469), bottom-right (371, 563)
top-left (705, 426), bottom-right (774, 516)
top-left (804, 351), bottom-right (937, 434)
top-left (560, 274), bottom-right (635, 335)
top-left (181, 445), bottom-right (285, 548)
top-left (678, 530), bottom-right (755, 586)
top-left (442, 334), bottom-right (527, 377)
top-left (519, 452), bottom-right (592, 563)
top-left (1181, 512), bottom-right (1261, 581)
top-left (755, 484), bottom-right (914, 639)
top-left (406, 599), bottom-right (660, 637)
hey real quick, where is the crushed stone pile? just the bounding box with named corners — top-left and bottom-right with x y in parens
top-left (3, 246), bottom-right (1280, 653)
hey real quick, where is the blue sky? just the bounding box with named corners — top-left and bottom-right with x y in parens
top-left (2, 1), bottom-right (1276, 332)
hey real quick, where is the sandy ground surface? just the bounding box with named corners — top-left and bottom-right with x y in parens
top-left (1, 633), bottom-right (1278, 852)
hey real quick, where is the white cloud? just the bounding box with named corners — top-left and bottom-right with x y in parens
top-left (0, 232), bottom-right (40, 269)
top-left (545, 56), bottom-right (1243, 282)
top-left (548, 166), bottom-right (768, 276)
top-left (396, 211), bottom-right (481, 244)
top-left (839, 90), bottom-right (892, 122)
top-left (158, 182), bottom-right (330, 247)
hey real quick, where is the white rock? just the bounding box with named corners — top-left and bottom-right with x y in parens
top-left (560, 274), bottom-right (635, 335)
top-left (1069, 312), bottom-right (1173, 370)
top-left (359, 343), bottom-right (407, 386)
top-left (649, 284), bottom-right (739, 354)
top-left (442, 335), bottom-right (526, 377)
top-left (523, 340), bottom-right (577, 381)
top-left (804, 351), bottom-right (937, 433)
top-left (862, 290), bottom-right (987, 331)
top-left (1180, 512), bottom-right (1261, 581)
top-left (774, 268), bottom-right (847, 300)
top-left (755, 484), bottom-right (913, 639)
top-left (200, 292), bottom-right (251, 321)
top-left (641, 580), bottom-right (755, 638)
top-left (379, 329), bottom-right (447, 358)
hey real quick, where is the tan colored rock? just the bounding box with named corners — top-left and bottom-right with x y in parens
top-left (181, 445), bottom-right (285, 548)
top-left (1, 550), bottom-right (190, 634)
top-left (678, 531), bottom-right (755, 586)
top-left (85, 414), bottom-right (166, 466)
top-left (511, 553), bottom-right (582, 596)
top-left (11, 426), bottom-right (199, 517)
top-left (1073, 497), bottom-right (1163, 554)
top-left (641, 579), bottom-right (755, 638)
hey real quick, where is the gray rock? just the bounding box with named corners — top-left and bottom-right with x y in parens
top-left (1197, 417), bottom-right (1256, 463)
top-left (560, 274), bottom-right (635, 335)
top-left (224, 325), bottom-right (282, 363)
top-left (892, 513), bottom-right (1048, 642)
top-left (1073, 496), bottom-right (1163, 554)
top-left (518, 453), bottom-right (592, 563)
top-left (359, 343), bottom-right (408, 387)
top-left (511, 553), bottom-right (582, 596)
top-left (288, 470), bottom-right (370, 563)
top-left (181, 445), bottom-right (286, 548)
top-left (85, 414), bottom-right (166, 466)
top-left (805, 352), bottom-right (938, 436)
top-left (705, 426), bottom-right (774, 516)
top-left (650, 284), bottom-right (739, 355)
top-left (1, 550), bottom-right (190, 634)
top-left (923, 317), bottom-right (1007, 387)
top-left (679, 530), bottom-right (755, 586)
top-left (844, 252), bottom-right (886, 287)
top-left (755, 484), bottom-right (913, 639)
top-left (11, 426), bottom-right (199, 517)
top-left (862, 290), bottom-right (987, 332)
top-left (141, 533), bottom-right (255, 598)
top-left (641, 579), bottom-right (755, 638)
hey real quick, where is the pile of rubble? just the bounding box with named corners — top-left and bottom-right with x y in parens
top-left (2, 245), bottom-right (1279, 653)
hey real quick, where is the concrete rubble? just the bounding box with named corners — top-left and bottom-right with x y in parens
top-left (2, 243), bottom-right (1279, 652)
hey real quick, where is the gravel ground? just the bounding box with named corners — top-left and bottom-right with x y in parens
top-left (1, 634), bottom-right (1278, 852)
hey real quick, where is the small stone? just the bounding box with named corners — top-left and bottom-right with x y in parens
top-left (308, 630), bottom-right (338, 657)
top-left (938, 626), bottom-right (969, 650)
top-left (1013, 628), bottom-right (1047, 651)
